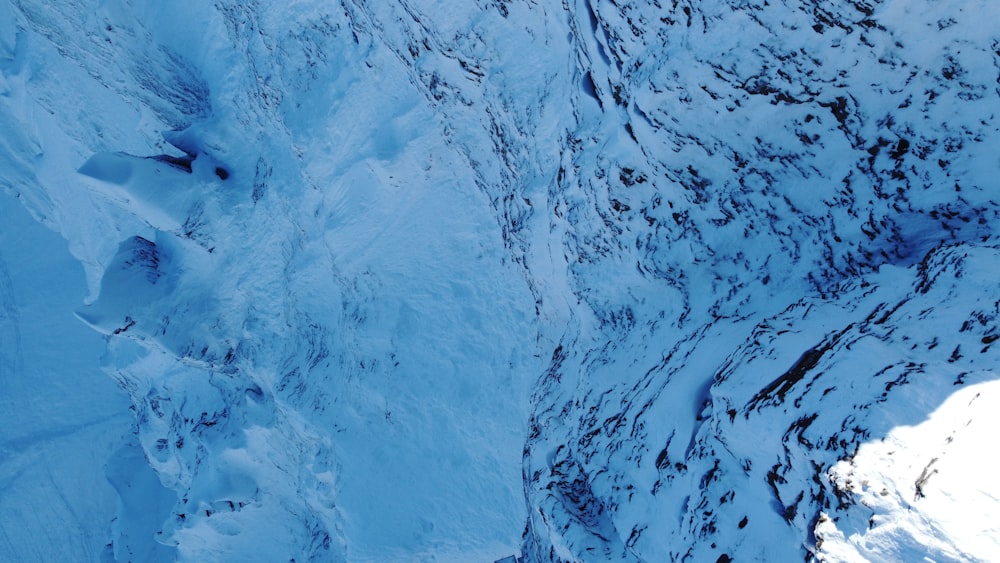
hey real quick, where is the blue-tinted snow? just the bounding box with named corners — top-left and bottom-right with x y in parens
top-left (1, 0), bottom-right (999, 561)
top-left (0, 190), bottom-right (130, 561)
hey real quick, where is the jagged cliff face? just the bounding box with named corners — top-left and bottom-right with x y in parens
top-left (1, 0), bottom-right (997, 561)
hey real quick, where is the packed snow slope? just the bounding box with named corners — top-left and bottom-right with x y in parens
top-left (1, 0), bottom-right (998, 561)
top-left (0, 186), bottom-right (132, 561)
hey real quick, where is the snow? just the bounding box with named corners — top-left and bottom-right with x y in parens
top-left (2, 0), bottom-right (999, 561)
top-left (6, 1), bottom-right (544, 560)
top-left (820, 378), bottom-right (1000, 562)
top-left (0, 190), bottom-right (130, 561)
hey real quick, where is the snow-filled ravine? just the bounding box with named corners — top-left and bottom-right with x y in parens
top-left (1, 0), bottom-right (998, 561)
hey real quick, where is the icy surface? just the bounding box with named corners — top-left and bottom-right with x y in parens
top-left (1, 0), bottom-right (998, 561)
top-left (0, 190), bottom-right (130, 561)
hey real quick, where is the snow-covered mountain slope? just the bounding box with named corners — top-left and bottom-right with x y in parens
top-left (4, 1), bottom-right (542, 560)
top-left (518, 1), bottom-right (1000, 561)
top-left (1, 0), bottom-right (998, 561)
top-left (0, 189), bottom-right (131, 561)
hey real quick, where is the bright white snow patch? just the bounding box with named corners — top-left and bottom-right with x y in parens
top-left (818, 378), bottom-right (1000, 562)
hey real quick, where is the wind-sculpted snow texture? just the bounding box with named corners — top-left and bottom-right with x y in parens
top-left (520, 1), bottom-right (1000, 561)
top-left (1, 0), bottom-right (998, 561)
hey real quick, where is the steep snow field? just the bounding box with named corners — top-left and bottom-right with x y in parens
top-left (0, 191), bottom-right (130, 561)
top-left (1, 0), bottom-right (998, 561)
top-left (3, 1), bottom-right (540, 560)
